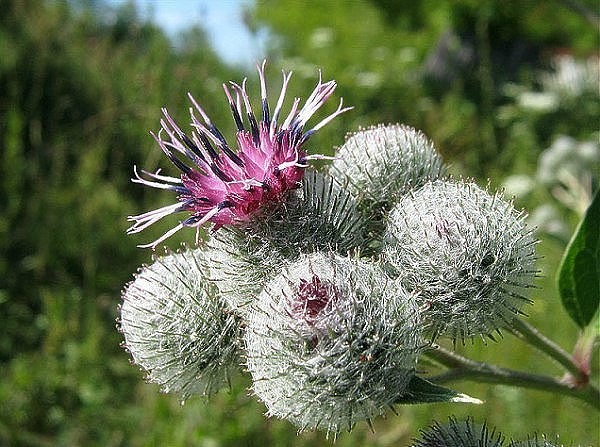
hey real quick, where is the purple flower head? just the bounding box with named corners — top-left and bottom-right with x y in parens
top-left (291, 275), bottom-right (339, 324)
top-left (127, 61), bottom-right (351, 248)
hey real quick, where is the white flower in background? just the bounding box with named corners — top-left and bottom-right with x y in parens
top-left (537, 135), bottom-right (599, 214)
top-left (538, 135), bottom-right (600, 186)
top-left (517, 91), bottom-right (559, 112)
top-left (527, 204), bottom-right (570, 242)
top-left (501, 174), bottom-right (536, 199)
top-left (541, 54), bottom-right (600, 98)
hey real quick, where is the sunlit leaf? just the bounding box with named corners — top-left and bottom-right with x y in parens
top-left (557, 190), bottom-right (600, 328)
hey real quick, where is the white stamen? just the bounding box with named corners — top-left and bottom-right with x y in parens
top-left (188, 131), bottom-right (213, 167)
top-left (189, 112), bottom-right (222, 148)
top-left (257, 59), bottom-right (268, 102)
top-left (137, 222), bottom-right (185, 249)
top-left (278, 160), bottom-right (307, 170)
top-left (151, 130), bottom-right (179, 162)
top-left (159, 118), bottom-right (189, 159)
top-left (230, 78), bottom-right (254, 120)
top-left (161, 108), bottom-right (185, 139)
top-left (271, 70), bottom-right (293, 136)
top-left (303, 154), bottom-right (338, 162)
top-left (308, 98), bottom-right (353, 133)
top-left (281, 98), bottom-right (300, 130)
top-left (222, 84), bottom-right (243, 121)
top-left (132, 166), bottom-right (182, 190)
top-left (187, 93), bottom-right (213, 126)
top-left (227, 178), bottom-right (264, 189)
top-left (137, 167), bottom-right (182, 184)
top-left (127, 202), bottom-right (186, 234)
top-left (295, 79), bottom-right (337, 127)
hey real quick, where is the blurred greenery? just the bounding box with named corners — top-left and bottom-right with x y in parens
top-left (0, 0), bottom-right (598, 445)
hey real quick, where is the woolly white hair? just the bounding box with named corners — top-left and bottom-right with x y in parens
top-left (330, 124), bottom-right (445, 207)
top-left (120, 248), bottom-right (238, 398)
top-left (241, 170), bottom-right (368, 258)
top-left (204, 231), bottom-right (284, 314)
top-left (383, 180), bottom-right (537, 340)
top-left (244, 252), bottom-right (422, 435)
top-left (206, 171), bottom-right (369, 314)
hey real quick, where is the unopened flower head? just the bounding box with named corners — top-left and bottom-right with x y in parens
top-left (204, 230), bottom-right (285, 314)
top-left (236, 170), bottom-right (368, 258)
top-left (330, 124), bottom-right (445, 209)
top-left (245, 252), bottom-right (422, 434)
top-left (509, 435), bottom-right (561, 447)
top-left (383, 180), bottom-right (538, 340)
top-left (127, 61), bottom-right (351, 248)
top-left (412, 417), bottom-right (504, 447)
top-left (120, 248), bottom-right (238, 397)
top-left (205, 171), bottom-right (367, 314)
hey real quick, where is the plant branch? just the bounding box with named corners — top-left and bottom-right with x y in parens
top-left (425, 345), bottom-right (600, 410)
top-left (507, 317), bottom-right (585, 381)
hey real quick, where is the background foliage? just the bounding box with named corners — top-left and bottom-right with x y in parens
top-left (0, 0), bottom-right (597, 445)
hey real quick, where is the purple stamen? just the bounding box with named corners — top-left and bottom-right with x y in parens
top-left (293, 275), bottom-right (337, 322)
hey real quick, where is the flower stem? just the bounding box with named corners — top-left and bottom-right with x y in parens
top-left (507, 317), bottom-right (585, 381)
top-left (425, 345), bottom-right (600, 410)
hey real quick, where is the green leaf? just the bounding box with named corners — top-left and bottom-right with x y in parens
top-left (557, 190), bottom-right (600, 328)
top-left (395, 375), bottom-right (483, 405)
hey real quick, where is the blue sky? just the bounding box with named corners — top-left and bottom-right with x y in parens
top-left (106, 0), bottom-right (265, 66)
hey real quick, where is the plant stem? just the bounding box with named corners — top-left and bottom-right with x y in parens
top-left (507, 317), bottom-right (585, 381)
top-left (425, 345), bottom-right (600, 410)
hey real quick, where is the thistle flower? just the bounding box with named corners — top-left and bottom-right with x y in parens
top-left (119, 248), bottom-right (238, 397)
top-left (412, 417), bottom-right (504, 447)
top-left (244, 252), bottom-right (422, 434)
top-left (127, 61), bottom-right (351, 248)
top-left (383, 180), bottom-right (538, 340)
top-left (330, 124), bottom-right (445, 210)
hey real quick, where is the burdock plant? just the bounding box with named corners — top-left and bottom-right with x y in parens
top-left (383, 180), bottom-right (538, 340)
top-left (120, 248), bottom-right (238, 397)
top-left (120, 61), bottom-right (599, 440)
top-left (245, 252), bottom-right (422, 434)
top-left (412, 417), bottom-right (569, 447)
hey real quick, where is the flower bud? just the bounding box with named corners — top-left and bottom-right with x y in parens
top-left (244, 252), bottom-right (422, 434)
top-left (412, 417), bottom-right (504, 447)
top-left (330, 124), bottom-right (445, 209)
top-left (383, 180), bottom-right (537, 340)
top-left (246, 171), bottom-right (368, 258)
top-left (509, 435), bottom-right (561, 447)
top-left (205, 231), bottom-right (285, 314)
top-left (207, 171), bottom-right (369, 314)
top-left (120, 248), bottom-right (239, 397)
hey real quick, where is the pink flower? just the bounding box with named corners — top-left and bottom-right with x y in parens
top-left (127, 61), bottom-right (351, 249)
